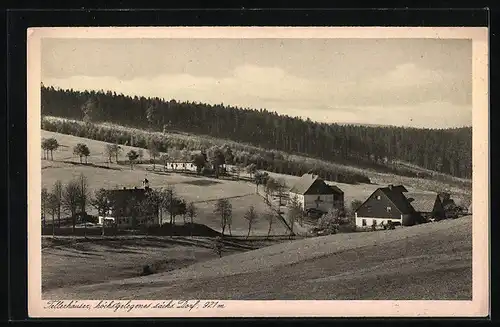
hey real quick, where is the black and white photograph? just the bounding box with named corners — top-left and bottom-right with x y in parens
top-left (27, 27), bottom-right (489, 317)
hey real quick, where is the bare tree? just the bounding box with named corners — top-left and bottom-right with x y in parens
top-left (244, 206), bottom-right (258, 239)
top-left (104, 144), bottom-right (114, 166)
top-left (91, 188), bottom-right (111, 236)
top-left (186, 202), bottom-right (197, 224)
top-left (62, 179), bottom-right (80, 232)
top-left (77, 174), bottom-right (90, 237)
top-left (112, 143), bottom-right (122, 163)
top-left (148, 139), bottom-right (160, 170)
top-left (214, 198), bottom-right (232, 236)
top-left (287, 195), bottom-right (302, 238)
top-left (265, 177), bottom-right (278, 204)
top-left (264, 212), bottom-right (274, 238)
top-left (275, 178), bottom-right (287, 208)
top-left (41, 187), bottom-right (48, 228)
top-left (161, 186), bottom-right (176, 225)
top-left (185, 201), bottom-right (197, 237)
top-left (52, 180), bottom-right (63, 228)
top-left (254, 171), bottom-right (269, 194)
top-left (47, 192), bottom-right (59, 237)
top-left (143, 188), bottom-right (164, 226)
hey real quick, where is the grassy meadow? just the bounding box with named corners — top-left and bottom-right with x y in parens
top-left (43, 216), bottom-right (472, 300)
top-left (41, 129), bottom-right (471, 236)
top-left (41, 130), bottom-right (289, 236)
top-left (41, 236), bottom-right (285, 293)
top-left (40, 129), bottom-right (473, 301)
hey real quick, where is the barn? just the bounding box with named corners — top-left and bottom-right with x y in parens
top-left (288, 173), bottom-right (344, 214)
top-left (404, 192), bottom-right (447, 221)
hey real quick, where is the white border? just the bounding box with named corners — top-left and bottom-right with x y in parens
top-left (27, 27), bottom-right (489, 318)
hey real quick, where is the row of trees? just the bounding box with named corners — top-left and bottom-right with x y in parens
top-left (41, 176), bottom-right (278, 238)
top-left (41, 85), bottom-right (472, 178)
top-left (41, 175), bottom-right (90, 234)
top-left (41, 175), bottom-right (200, 236)
top-left (214, 198), bottom-right (277, 239)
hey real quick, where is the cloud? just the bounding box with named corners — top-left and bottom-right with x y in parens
top-left (42, 63), bottom-right (471, 128)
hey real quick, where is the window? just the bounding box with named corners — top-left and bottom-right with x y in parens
top-left (387, 206), bottom-right (392, 212)
top-left (376, 195), bottom-right (381, 200)
top-left (362, 219), bottom-right (367, 226)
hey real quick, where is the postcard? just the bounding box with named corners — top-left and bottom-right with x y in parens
top-left (27, 26), bottom-right (489, 318)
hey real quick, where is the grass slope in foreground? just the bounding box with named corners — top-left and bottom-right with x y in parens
top-left (44, 216), bottom-right (472, 300)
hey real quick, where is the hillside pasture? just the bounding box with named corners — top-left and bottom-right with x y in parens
top-left (43, 216), bottom-right (472, 300)
top-left (193, 194), bottom-right (289, 237)
top-left (41, 131), bottom-right (290, 236)
top-left (41, 130), bottom-right (465, 235)
top-left (41, 236), bottom-right (284, 293)
top-left (42, 116), bottom-right (472, 193)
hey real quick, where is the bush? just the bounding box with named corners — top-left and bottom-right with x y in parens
top-left (141, 264), bottom-right (154, 276)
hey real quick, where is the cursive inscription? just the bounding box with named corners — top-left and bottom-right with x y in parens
top-left (44, 300), bottom-right (226, 312)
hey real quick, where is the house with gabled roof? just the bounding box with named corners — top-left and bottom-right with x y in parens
top-left (354, 184), bottom-right (417, 228)
top-left (288, 173), bottom-right (344, 213)
top-left (102, 179), bottom-right (158, 228)
top-left (404, 192), bottom-right (446, 221)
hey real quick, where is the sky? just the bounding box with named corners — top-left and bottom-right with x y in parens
top-left (41, 38), bottom-right (472, 128)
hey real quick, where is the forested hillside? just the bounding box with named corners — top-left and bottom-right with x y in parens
top-left (41, 85), bottom-right (472, 179)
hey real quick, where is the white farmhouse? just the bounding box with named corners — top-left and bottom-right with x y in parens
top-left (288, 173), bottom-right (344, 213)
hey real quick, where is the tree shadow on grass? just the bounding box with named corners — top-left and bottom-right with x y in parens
top-left (59, 160), bottom-right (123, 171)
top-left (181, 179), bottom-right (222, 186)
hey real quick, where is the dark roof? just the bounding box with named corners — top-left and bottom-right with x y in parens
top-left (391, 185), bottom-right (409, 193)
top-left (327, 183), bottom-right (344, 194)
top-left (405, 192), bottom-right (438, 213)
top-left (378, 186), bottom-right (414, 214)
top-left (289, 174), bottom-right (343, 195)
top-left (106, 187), bottom-right (149, 203)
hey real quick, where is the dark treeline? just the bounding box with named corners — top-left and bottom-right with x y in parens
top-left (41, 85), bottom-right (472, 179)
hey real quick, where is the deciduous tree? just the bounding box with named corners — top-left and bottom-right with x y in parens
top-left (73, 143), bottom-right (90, 164)
top-left (244, 206), bottom-right (258, 239)
top-left (51, 180), bottom-right (63, 228)
top-left (127, 150), bottom-right (139, 169)
top-left (62, 179), bottom-right (80, 232)
top-left (214, 198), bottom-right (232, 236)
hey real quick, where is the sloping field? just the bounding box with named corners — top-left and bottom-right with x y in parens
top-left (193, 194), bottom-right (289, 236)
top-left (41, 236), bottom-right (282, 293)
top-left (43, 216), bottom-right (472, 300)
top-left (42, 117), bottom-right (472, 194)
top-left (41, 131), bottom-right (290, 236)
